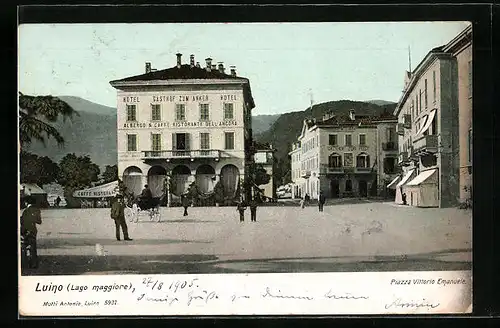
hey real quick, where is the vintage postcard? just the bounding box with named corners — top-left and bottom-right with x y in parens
top-left (18, 19), bottom-right (473, 316)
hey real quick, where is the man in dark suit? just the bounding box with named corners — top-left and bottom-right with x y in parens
top-left (111, 194), bottom-right (132, 241)
top-left (318, 191), bottom-right (326, 212)
top-left (249, 198), bottom-right (258, 222)
top-left (20, 196), bottom-right (42, 268)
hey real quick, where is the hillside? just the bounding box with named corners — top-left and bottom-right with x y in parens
top-left (255, 100), bottom-right (397, 174)
top-left (251, 114), bottom-right (281, 135)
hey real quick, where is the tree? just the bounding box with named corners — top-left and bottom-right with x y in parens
top-left (58, 153), bottom-right (100, 189)
top-left (101, 165), bottom-right (118, 184)
top-left (18, 92), bottom-right (78, 147)
top-left (19, 150), bottom-right (59, 185)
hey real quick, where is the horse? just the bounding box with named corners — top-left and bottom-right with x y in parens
top-left (124, 192), bottom-right (166, 223)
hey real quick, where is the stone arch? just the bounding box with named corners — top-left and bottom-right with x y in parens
top-left (171, 165), bottom-right (191, 196)
top-left (147, 166), bottom-right (167, 197)
top-left (220, 164), bottom-right (240, 198)
top-left (123, 166), bottom-right (143, 196)
top-left (196, 164), bottom-right (216, 193)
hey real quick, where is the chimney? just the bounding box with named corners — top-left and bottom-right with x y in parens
top-left (349, 109), bottom-right (355, 121)
top-left (211, 64), bottom-right (217, 71)
top-left (196, 62), bottom-right (201, 68)
top-left (205, 58), bottom-right (212, 72)
top-left (176, 53), bottom-right (182, 68)
top-left (230, 65), bottom-right (236, 77)
top-left (190, 54), bottom-right (195, 68)
top-left (145, 62), bottom-right (151, 73)
top-left (218, 62), bottom-right (225, 74)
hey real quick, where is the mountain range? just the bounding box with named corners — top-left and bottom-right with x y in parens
top-left (21, 96), bottom-right (396, 173)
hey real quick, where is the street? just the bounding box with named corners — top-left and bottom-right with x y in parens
top-left (23, 201), bottom-right (472, 275)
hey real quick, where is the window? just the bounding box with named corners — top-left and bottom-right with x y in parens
top-left (127, 134), bottom-right (137, 151)
top-left (415, 95), bottom-right (418, 115)
top-left (386, 127), bottom-right (395, 142)
top-left (151, 104), bottom-right (161, 121)
top-left (411, 101), bottom-right (414, 120)
top-left (359, 134), bottom-right (366, 146)
top-left (225, 132), bottom-right (235, 150)
top-left (468, 128), bottom-right (472, 164)
top-left (224, 103), bottom-right (234, 120)
top-left (329, 134), bottom-right (338, 146)
top-left (199, 104), bottom-right (209, 121)
top-left (383, 157), bottom-right (397, 174)
top-left (151, 134), bottom-right (161, 151)
top-left (433, 70), bottom-right (437, 101)
top-left (345, 134), bottom-right (352, 146)
top-left (200, 132), bottom-right (210, 149)
top-left (419, 89), bottom-right (422, 112)
top-left (468, 60), bottom-right (472, 98)
top-left (126, 104), bottom-right (136, 121)
top-left (424, 79), bottom-right (428, 108)
top-left (343, 153), bottom-right (353, 167)
top-left (356, 153), bottom-right (370, 168)
top-left (175, 104), bottom-right (186, 121)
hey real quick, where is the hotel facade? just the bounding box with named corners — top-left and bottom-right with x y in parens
top-left (393, 25), bottom-right (472, 208)
top-left (289, 110), bottom-right (399, 200)
top-left (110, 53), bottom-right (255, 204)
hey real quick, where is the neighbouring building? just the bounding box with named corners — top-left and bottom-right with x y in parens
top-left (443, 25), bottom-right (472, 203)
top-left (253, 142), bottom-right (277, 200)
top-left (109, 53), bottom-right (255, 205)
top-left (394, 24), bottom-right (472, 208)
top-left (289, 109), bottom-right (398, 200)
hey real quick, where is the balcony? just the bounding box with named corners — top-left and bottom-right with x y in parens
top-left (413, 135), bottom-right (438, 155)
top-left (403, 114), bottom-right (412, 129)
top-left (323, 166), bottom-right (345, 174)
top-left (355, 167), bottom-right (373, 174)
top-left (301, 170), bottom-right (311, 178)
top-left (142, 149), bottom-right (221, 160)
top-left (382, 141), bottom-right (397, 151)
top-left (397, 123), bottom-right (405, 135)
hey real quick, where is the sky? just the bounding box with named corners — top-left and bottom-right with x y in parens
top-left (18, 22), bottom-right (470, 115)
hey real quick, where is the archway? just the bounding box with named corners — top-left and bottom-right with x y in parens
top-left (148, 166), bottom-right (167, 197)
top-left (330, 179), bottom-right (340, 198)
top-left (123, 166), bottom-right (143, 196)
top-left (359, 180), bottom-right (368, 197)
top-left (220, 164), bottom-right (240, 198)
top-left (196, 164), bottom-right (216, 193)
top-left (171, 165), bottom-right (191, 196)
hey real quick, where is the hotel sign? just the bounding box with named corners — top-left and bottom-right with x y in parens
top-left (122, 120), bottom-right (239, 129)
top-left (123, 94), bottom-right (238, 103)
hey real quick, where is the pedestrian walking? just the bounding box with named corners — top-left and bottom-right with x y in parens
top-left (237, 200), bottom-right (247, 222)
top-left (110, 194), bottom-right (132, 241)
top-left (20, 196), bottom-right (42, 268)
top-left (250, 198), bottom-right (257, 222)
top-left (318, 191), bottom-right (326, 212)
top-left (181, 194), bottom-right (191, 216)
top-left (55, 196), bottom-right (61, 208)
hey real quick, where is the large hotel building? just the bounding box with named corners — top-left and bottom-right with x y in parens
top-left (289, 110), bottom-right (399, 200)
top-left (393, 25), bottom-right (472, 208)
top-left (110, 53), bottom-right (255, 204)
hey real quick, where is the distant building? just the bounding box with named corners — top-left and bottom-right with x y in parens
top-left (109, 53), bottom-right (255, 205)
top-left (253, 143), bottom-right (276, 199)
top-left (394, 25), bottom-right (472, 208)
top-left (289, 110), bottom-right (398, 200)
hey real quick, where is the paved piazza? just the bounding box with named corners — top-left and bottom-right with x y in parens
top-left (23, 200), bottom-right (472, 275)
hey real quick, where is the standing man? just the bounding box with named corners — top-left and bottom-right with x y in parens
top-left (237, 199), bottom-right (246, 222)
top-left (20, 196), bottom-right (42, 268)
top-left (318, 191), bottom-right (326, 212)
top-left (249, 198), bottom-right (258, 222)
top-left (181, 194), bottom-right (191, 216)
top-left (110, 194), bottom-right (132, 241)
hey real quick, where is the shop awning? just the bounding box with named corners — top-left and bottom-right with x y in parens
top-left (387, 176), bottom-right (401, 189)
top-left (396, 169), bottom-right (415, 188)
top-left (73, 181), bottom-right (119, 198)
top-left (406, 169), bottom-right (437, 186)
top-left (416, 109), bottom-right (437, 136)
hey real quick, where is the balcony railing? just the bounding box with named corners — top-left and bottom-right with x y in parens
top-left (142, 149), bottom-right (221, 160)
top-left (320, 166), bottom-right (345, 174)
top-left (382, 141), bottom-right (397, 151)
top-left (355, 167), bottom-right (372, 173)
top-left (413, 135), bottom-right (438, 155)
top-left (397, 123), bottom-right (405, 135)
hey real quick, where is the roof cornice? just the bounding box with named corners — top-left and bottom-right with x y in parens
top-left (110, 78), bottom-right (249, 88)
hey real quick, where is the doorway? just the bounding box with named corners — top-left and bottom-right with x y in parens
top-left (359, 180), bottom-right (368, 197)
top-left (330, 179), bottom-right (340, 198)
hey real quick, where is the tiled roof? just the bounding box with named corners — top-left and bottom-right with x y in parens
top-left (110, 64), bottom-right (247, 83)
top-left (316, 113), bottom-right (397, 127)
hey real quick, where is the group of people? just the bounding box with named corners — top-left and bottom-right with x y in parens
top-left (236, 198), bottom-right (258, 222)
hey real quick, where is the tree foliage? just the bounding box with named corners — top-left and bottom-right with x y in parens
top-left (57, 153), bottom-right (100, 189)
top-left (18, 92), bottom-right (78, 147)
top-left (101, 164), bottom-right (118, 184)
top-left (19, 150), bottom-right (59, 185)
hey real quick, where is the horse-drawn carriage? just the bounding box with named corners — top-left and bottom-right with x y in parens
top-left (124, 192), bottom-right (165, 223)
